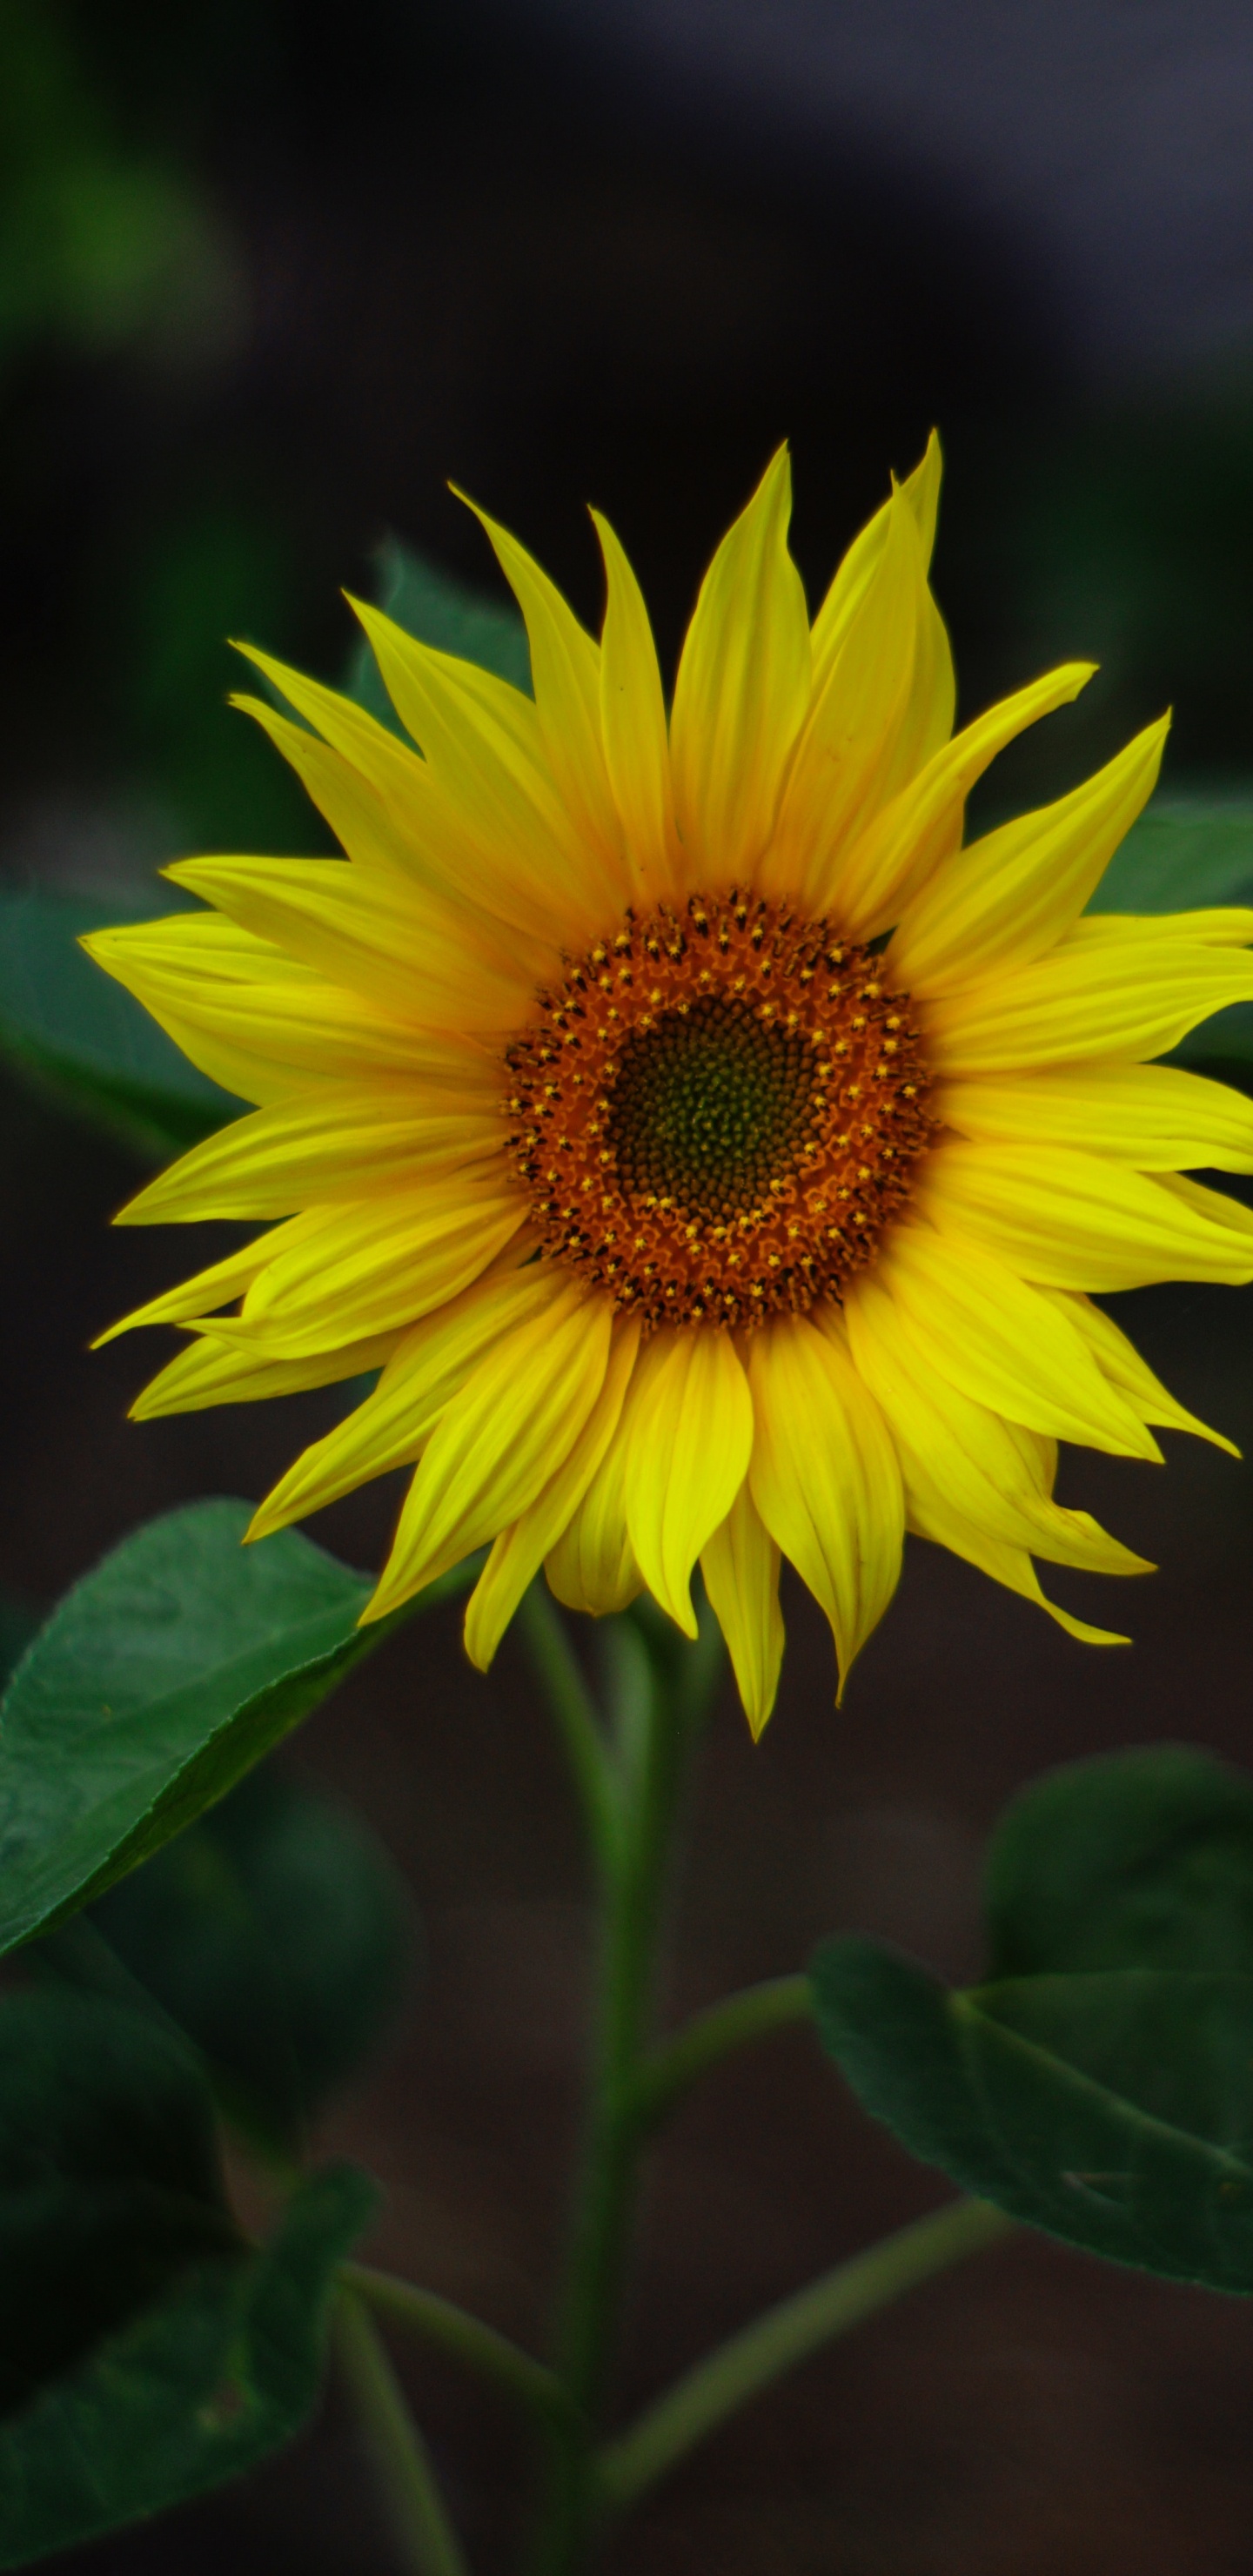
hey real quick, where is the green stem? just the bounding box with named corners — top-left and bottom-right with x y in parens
top-left (342, 2262), bottom-right (573, 2428)
top-left (336, 2289), bottom-right (472, 2576)
top-left (630, 1974), bottom-right (814, 2133)
top-left (596, 2197), bottom-right (1015, 2511)
top-left (519, 1583), bottom-right (620, 1878)
top-left (529, 1608), bottom-right (710, 2575)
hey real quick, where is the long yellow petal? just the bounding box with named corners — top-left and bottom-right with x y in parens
top-left (115, 1086), bottom-right (504, 1224)
top-left (463, 1319), bottom-right (641, 1670)
top-left (592, 508), bottom-right (681, 904)
top-left (131, 1325), bottom-right (399, 1420)
top-left (455, 492), bottom-right (626, 879)
top-left (700, 1479), bottom-right (785, 1740)
top-left (211, 1180), bottom-right (529, 1357)
top-left (905, 1478), bottom-right (1131, 1647)
top-left (874, 1225), bottom-right (1161, 1456)
top-left (349, 600), bottom-right (622, 931)
top-left (1042, 1289), bottom-right (1240, 1457)
top-left (842, 1271), bottom-right (1153, 1575)
top-left (761, 489), bottom-right (930, 907)
top-left (164, 857), bottom-right (529, 1036)
top-left (808, 433), bottom-right (942, 676)
top-left (624, 1327), bottom-right (754, 1636)
top-left (84, 913), bottom-right (493, 1107)
top-left (821, 661), bottom-right (1094, 936)
top-left (669, 447), bottom-right (811, 887)
top-left (921, 1139), bottom-right (1253, 1291)
top-left (747, 1312), bottom-right (904, 1699)
top-left (924, 929), bottom-right (1253, 1077)
top-left (545, 1403), bottom-right (643, 1617)
top-left (889, 718), bottom-right (1169, 992)
top-left (940, 1063), bottom-right (1253, 1171)
top-left (246, 1265), bottom-right (558, 1540)
top-left (91, 1221), bottom-right (308, 1345)
top-left (364, 1285), bottom-right (613, 1620)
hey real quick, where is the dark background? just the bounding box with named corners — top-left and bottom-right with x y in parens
top-left (5, 3), bottom-right (1253, 2568)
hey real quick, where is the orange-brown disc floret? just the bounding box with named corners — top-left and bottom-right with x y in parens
top-left (504, 891), bottom-right (935, 1329)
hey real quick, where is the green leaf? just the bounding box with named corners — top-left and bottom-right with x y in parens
top-left (986, 1744), bottom-right (1253, 1979)
top-left (86, 1764), bottom-right (419, 2145)
top-left (343, 533), bottom-right (532, 736)
top-left (0, 1499), bottom-right (456, 1961)
top-left (812, 1743), bottom-right (1253, 2291)
top-left (1088, 796), bottom-right (1253, 1068)
top-left (812, 1937), bottom-right (1253, 2291)
top-left (0, 1985), bottom-right (375, 2566)
top-left (0, 887), bottom-right (238, 1158)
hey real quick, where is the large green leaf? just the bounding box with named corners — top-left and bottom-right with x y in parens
top-left (812, 1744), bottom-right (1253, 2291)
top-left (0, 1984), bottom-right (373, 2566)
top-left (1088, 796), bottom-right (1253, 1068)
top-left (85, 1764), bottom-right (419, 2146)
top-left (343, 533), bottom-right (532, 735)
top-left (0, 1500), bottom-right (464, 1959)
top-left (0, 887), bottom-right (237, 1158)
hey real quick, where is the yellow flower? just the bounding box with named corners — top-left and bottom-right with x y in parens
top-left (85, 442), bottom-right (1253, 1733)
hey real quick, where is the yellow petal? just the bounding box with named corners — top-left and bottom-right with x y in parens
top-left (821, 661), bottom-right (1094, 936)
top-left (905, 1478), bottom-right (1131, 1647)
top-left (923, 928), bottom-right (1253, 1077)
top-left (545, 1405), bottom-right (643, 1617)
top-left (454, 491), bottom-right (626, 879)
top-left (624, 1327), bottom-right (754, 1635)
top-left (940, 1063), bottom-right (1253, 1171)
top-left (212, 1179), bottom-right (529, 1357)
top-left (807, 433), bottom-right (942, 676)
top-left (164, 856), bottom-right (529, 1036)
top-left (874, 1225), bottom-right (1161, 1456)
top-left (114, 1085), bottom-right (504, 1224)
top-left (747, 1311), bottom-right (904, 1699)
top-left (922, 1138), bottom-right (1253, 1291)
top-left (700, 1479), bottom-right (785, 1740)
top-left (82, 915), bottom-right (493, 1107)
top-left (247, 1265), bottom-right (558, 1540)
top-left (131, 1325), bottom-right (399, 1420)
top-left (762, 489), bottom-right (933, 907)
top-left (463, 1318), bottom-right (641, 1670)
top-left (669, 447), bottom-right (811, 887)
top-left (349, 600), bottom-right (622, 932)
top-left (1042, 1289), bottom-right (1240, 1458)
top-left (889, 717), bottom-right (1169, 993)
top-left (364, 1285), bottom-right (614, 1619)
top-left (842, 1269), bottom-right (1152, 1576)
top-left (91, 1221), bottom-right (310, 1345)
top-left (592, 507), bottom-right (681, 903)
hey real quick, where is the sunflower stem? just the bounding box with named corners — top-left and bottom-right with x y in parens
top-left (596, 2197), bottom-right (1015, 2511)
top-left (341, 2264), bottom-right (572, 2428)
top-left (628, 1972), bottom-right (814, 2134)
top-left (335, 2288), bottom-right (472, 2576)
top-left (526, 1601), bottom-right (715, 2576)
top-left (519, 1583), bottom-right (620, 1879)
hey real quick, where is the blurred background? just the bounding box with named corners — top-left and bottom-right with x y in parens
top-left (5, 2), bottom-right (1253, 2568)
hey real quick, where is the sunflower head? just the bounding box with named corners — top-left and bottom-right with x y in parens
top-left (85, 439), bottom-right (1253, 1734)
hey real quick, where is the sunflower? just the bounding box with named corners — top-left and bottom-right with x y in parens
top-left (85, 443), bottom-right (1253, 1733)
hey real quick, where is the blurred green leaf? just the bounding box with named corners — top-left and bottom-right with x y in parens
top-left (0, 1984), bottom-right (374, 2566)
top-left (1088, 796), bottom-right (1253, 1069)
top-left (812, 1744), bottom-right (1253, 2291)
top-left (0, 1988), bottom-right (232, 2421)
top-left (0, 887), bottom-right (237, 1159)
top-left (0, 1499), bottom-right (440, 1961)
top-left (344, 533), bottom-right (532, 735)
top-left (986, 1745), bottom-right (1253, 1980)
top-left (87, 1765), bottom-right (419, 2147)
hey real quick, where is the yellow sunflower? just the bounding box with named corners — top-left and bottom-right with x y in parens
top-left (85, 442), bottom-right (1253, 1734)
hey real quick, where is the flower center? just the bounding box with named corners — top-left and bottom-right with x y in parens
top-left (504, 891), bottom-right (935, 1330)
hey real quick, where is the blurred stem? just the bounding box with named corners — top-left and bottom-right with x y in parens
top-left (335, 2288), bottom-right (471, 2576)
top-left (629, 1973), bottom-right (814, 2134)
top-left (519, 1583), bottom-right (620, 1877)
top-left (595, 2197), bottom-right (1015, 2511)
top-left (342, 2262), bottom-right (572, 2428)
top-left (527, 1602), bottom-right (715, 2576)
